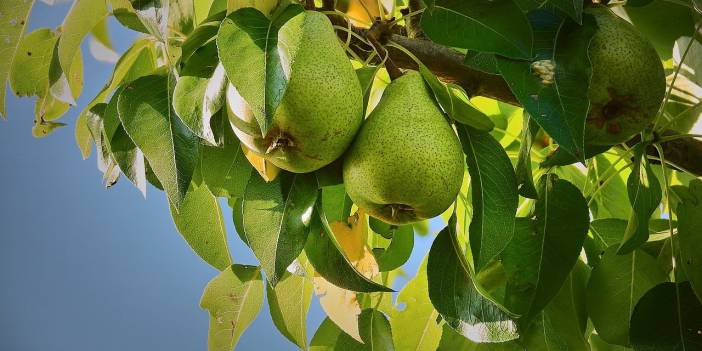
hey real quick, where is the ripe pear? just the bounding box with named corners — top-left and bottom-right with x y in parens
top-left (343, 71), bottom-right (464, 225)
top-left (227, 10), bottom-right (363, 173)
top-left (584, 5), bottom-right (665, 145)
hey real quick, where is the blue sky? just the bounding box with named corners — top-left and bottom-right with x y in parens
top-left (0, 2), bottom-right (440, 350)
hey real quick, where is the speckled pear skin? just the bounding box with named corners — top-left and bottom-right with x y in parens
top-left (584, 6), bottom-right (665, 146)
top-left (229, 10), bottom-right (363, 173)
top-left (343, 71), bottom-right (465, 225)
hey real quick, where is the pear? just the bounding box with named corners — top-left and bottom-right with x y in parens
top-left (227, 10), bottom-right (363, 173)
top-left (343, 71), bottom-right (464, 225)
top-left (584, 5), bottom-right (665, 145)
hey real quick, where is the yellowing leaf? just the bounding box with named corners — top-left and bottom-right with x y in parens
top-left (314, 209), bottom-right (380, 342)
top-left (342, 0), bottom-right (386, 27)
top-left (241, 144), bottom-right (280, 182)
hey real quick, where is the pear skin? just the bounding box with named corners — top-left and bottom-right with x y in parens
top-left (228, 11), bottom-right (363, 173)
top-left (584, 6), bottom-right (665, 145)
top-left (343, 71), bottom-right (464, 225)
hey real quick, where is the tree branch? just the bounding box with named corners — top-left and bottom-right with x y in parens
top-left (324, 10), bottom-right (702, 177)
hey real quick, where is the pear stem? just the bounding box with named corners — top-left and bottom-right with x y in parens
top-left (367, 20), bottom-right (403, 80)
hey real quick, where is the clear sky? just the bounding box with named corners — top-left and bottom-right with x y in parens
top-left (0, 2), bottom-right (439, 350)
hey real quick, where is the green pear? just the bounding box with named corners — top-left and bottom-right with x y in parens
top-left (227, 10), bottom-right (363, 173)
top-left (343, 71), bottom-right (464, 225)
top-left (584, 5), bottom-right (665, 145)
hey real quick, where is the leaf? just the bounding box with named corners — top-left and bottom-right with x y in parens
top-left (626, 0), bottom-right (695, 60)
top-left (496, 14), bottom-right (597, 160)
top-left (9, 28), bottom-right (57, 98)
top-left (448, 84), bottom-right (495, 132)
top-left (421, 0), bottom-right (533, 59)
top-left (103, 87), bottom-right (147, 196)
top-left (117, 74), bottom-right (199, 209)
top-left (306, 205), bottom-right (392, 293)
top-left (267, 264), bottom-right (314, 350)
top-left (618, 145), bottom-right (662, 254)
top-left (437, 324), bottom-right (522, 350)
top-left (549, 0), bottom-right (583, 24)
top-left (200, 265), bottom-right (264, 351)
top-left (170, 184), bottom-right (232, 271)
top-left (374, 225), bottom-right (413, 272)
top-left (428, 215), bottom-right (519, 343)
top-left (320, 183), bottom-right (353, 224)
top-left (520, 261), bottom-right (590, 351)
top-left (200, 121), bottom-right (252, 198)
top-left (76, 38), bottom-right (156, 159)
top-left (241, 144), bottom-right (281, 182)
top-left (676, 179), bottom-right (702, 303)
top-left (629, 282), bottom-right (702, 350)
top-left (50, 0), bottom-right (108, 105)
top-left (586, 247), bottom-right (668, 346)
top-left (356, 66), bottom-right (380, 116)
top-left (310, 317), bottom-right (365, 351)
top-left (515, 113), bottom-right (539, 199)
top-left (216, 5), bottom-right (303, 134)
top-left (0, 0), bottom-right (34, 118)
top-left (173, 63), bottom-right (227, 145)
top-left (390, 258), bottom-right (442, 351)
top-left (456, 125), bottom-right (518, 273)
top-left (242, 171), bottom-right (317, 286)
top-left (501, 175), bottom-right (590, 321)
top-left (358, 309), bottom-right (394, 351)
top-left (314, 274), bottom-right (363, 343)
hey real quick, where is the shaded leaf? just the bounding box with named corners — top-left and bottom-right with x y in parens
top-left (0, 0), bottom-right (34, 118)
top-left (629, 281), bottom-right (702, 350)
top-left (515, 112), bottom-right (539, 199)
top-left (676, 179), bottom-right (702, 303)
top-left (117, 74), bottom-right (199, 209)
top-left (586, 247), bottom-right (668, 346)
top-left (618, 145), bottom-right (662, 254)
top-left (456, 125), bottom-right (518, 273)
top-left (422, 0), bottom-right (533, 59)
top-left (374, 225), bottom-right (413, 272)
top-left (173, 63), bottom-right (227, 145)
top-left (200, 265), bottom-right (264, 351)
top-left (437, 324), bottom-right (522, 350)
top-left (428, 215), bottom-right (519, 343)
top-left (358, 309), bottom-right (394, 351)
top-left (502, 175), bottom-right (590, 321)
top-left (170, 184), bottom-right (232, 271)
top-left (310, 317), bottom-right (365, 351)
top-left (200, 119), bottom-right (252, 198)
top-left (242, 171), bottom-right (317, 286)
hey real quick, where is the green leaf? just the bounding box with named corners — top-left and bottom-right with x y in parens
top-left (676, 179), bottom-right (702, 303)
top-left (549, 0), bottom-right (583, 24)
top-left (438, 324), bottom-right (522, 350)
top-left (200, 265), bottom-right (264, 351)
top-left (117, 74), bottom-right (200, 209)
top-left (618, 145), bottom-right (662, 254)
top-left (374, 225), bottom-right (413, 272)
top-left (216, 5), bottom-right (303, 134)
top-left (9, 28), bottom-right (57, 98)
top-left (358, 309), bottom-right (394, 351)
top-left (110, 0), bottom-right (149, 33)
top-left (267, 264), bottom-right (313, 350)
top-left (170, 184), bottom-right (232, 271)
top-left (520, 261), bottom-right (590, 351)
top-left (428, 215), bottom-right (519, 343)
top-left (502, 176), bottom-right (589, 320)
top-left (421, 0), bottom-right (533, 59)
top-left (320, 184), bottom-right (353, 224)
top-left (448, 84), bottom-right (495, 132)
top-left (173, 64), bottom-right (227, 145)
top-left (50, 0), bottom-right (108, 105)
top-left (456, 125), bottom-right (518, 273)
top-left (75, 38), bottom-right (156, 159)
top-left (629, 281), bottom-right (702, 350)
top-left (390, 258), bottom-right (442, 351)
top-left (200, 123), bottom-right (252, 199)
top-left (625, 0), bottom-right (695, 60)
top-left (586, 247), bottom-right (668, 346)
top-left (130, 0), bottom-right (194, 41)
top-left (539, 144), bottom-right (611, 168)
top-left (496, 14), bottom-right (597, 160)
top-left (103, 87), bottom-right (147, 196)
top-left (356, 66), bottom-right (380, 116)
top-left (242, 171), bottom-right (317, 286)
top-left (0, 0), bottom-right (34, 118)
top-left (310, 317), bottom-right (365, 351)
top-left (515, 113), bottom-right (538, 199)
top-left (305, 201), bottom-right (393, 293)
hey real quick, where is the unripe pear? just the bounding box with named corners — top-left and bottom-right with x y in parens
top-left (584, 5), bottom-right (665, 145)
top-left (228, 10), bottom-right (363, 173)
top-left (343, 71), bottom-right (464, 225)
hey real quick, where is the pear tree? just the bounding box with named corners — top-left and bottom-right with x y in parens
top-left (3, 0), bottom-right (702, 350)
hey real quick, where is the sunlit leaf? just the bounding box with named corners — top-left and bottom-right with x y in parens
top-left (267, 260), bottom-right (313, 350)
top-left (173, 63), bottom-right (227, 145)
top-left (200, 265), bottom-right (264, 351)
top-left (676, 179), bottom-right (702, 303)
top-left (0, 0), bottom-right (34, 118)
top-left (358, 309), bottom-right (394, 351)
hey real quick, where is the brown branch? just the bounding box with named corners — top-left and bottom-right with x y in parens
top-left (322, 10), bottom-right (702, 177)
